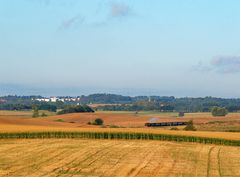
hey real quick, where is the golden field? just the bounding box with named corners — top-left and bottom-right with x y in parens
top-left (1, 110), bottom-right (240, 128)
top-left (0, 139), bottom-right (239, 177)
top-left (0, 111), bottom-right (240, 141)
top-left (0, 111), bottom-right (240, 177)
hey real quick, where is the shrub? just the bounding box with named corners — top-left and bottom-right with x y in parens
top-left (87, 119), bottom-right (104, 125)
top-left (184, 120), bottom-right (197, 131)
top-left (32, 106), bottom-right (39, 118)
top-left (94, 118), bottom-right (104, 125)
top-left (55, 119), bottom-right (65, 122)
top-left (211, 107), bottom-right (228, 117)
top-left (170, 127), bottom-right (179, 130)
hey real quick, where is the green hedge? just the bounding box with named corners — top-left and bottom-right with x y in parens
top-left (0, 132), bottom-right (239, 146)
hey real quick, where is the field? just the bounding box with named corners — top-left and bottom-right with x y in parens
top-left (1, 110), bottom-right (240, 132)
top-left (1, 111), bottom-right (240, 142)
top-left (0, 110), bottom-right (240, 176)
top-left (0, 139), bottom-right (240, 177)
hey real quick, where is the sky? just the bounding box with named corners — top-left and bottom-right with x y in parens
top-left (1, 0), bottom-right (240, 97)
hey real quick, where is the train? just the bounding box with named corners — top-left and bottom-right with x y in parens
top-left (145, 121), bottom-right (188, 127)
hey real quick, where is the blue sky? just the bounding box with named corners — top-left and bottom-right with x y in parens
top-left (1, 0), bottom-right (240, 97)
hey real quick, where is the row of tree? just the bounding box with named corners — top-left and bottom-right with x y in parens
top-left (57, 105), bottom-right (94, 115)
top-left (1, 94), bottom-right (240, 113)
top-left (97, 100), bottom-right (239, 113)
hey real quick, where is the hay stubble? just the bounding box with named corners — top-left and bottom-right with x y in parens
top-left (0, 139), bottom-right (240, 177)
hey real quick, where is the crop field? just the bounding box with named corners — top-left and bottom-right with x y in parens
top-left (1, 110), bottom-right (240, 142)
top-left (0, 139), bottom-right (239, 177)
top-left (0, 111), bottom-right (240, 176)
top-left (1, 110), bottom-right (240, 131)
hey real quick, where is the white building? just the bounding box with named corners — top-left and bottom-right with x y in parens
top-left (50, 97), bottom-right (57, 102)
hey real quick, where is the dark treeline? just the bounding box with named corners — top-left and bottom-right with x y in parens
top-left (79, 94), bottom-right (133, 104)
top-left (57, 105), bottom-right (94, 115)
top-left (95, 96), bottom-right (240, 112)
top-left (79, 94), bottom-right (175, 104)
top-left (0, 95), bottom-right (58, 111)
top-left (1, 94), bottom-right (240, 112)
top-left (0, 103), bottom-right (58, 112)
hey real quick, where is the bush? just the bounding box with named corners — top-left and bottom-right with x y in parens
top-left (184, 120), bottom-right (197, 131)
top-left (211, 107), bottom-right (228, 117)
top-left (32, 106), bottom-right (39, 118)
top-left (94, 118), bottom-right (104, 125)
top-left (55, 119), bottom-right (65, 122)
top-left (170, 127), bottom-right (179, 130)
top-left (87, 118), bottom-right (104, 125)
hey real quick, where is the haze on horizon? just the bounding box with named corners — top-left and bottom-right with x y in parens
top-left (1, 0), bottom-right (240, 97)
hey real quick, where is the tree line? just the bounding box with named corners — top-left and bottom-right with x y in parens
top-left (1, 94), bottom-right (240, 113)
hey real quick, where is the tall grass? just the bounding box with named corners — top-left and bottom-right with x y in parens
top-left (0, 131), bottom-right (240, 146)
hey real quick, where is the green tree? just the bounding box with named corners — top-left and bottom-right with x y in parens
top-left (32, 106), bottom-right (39, 118)
top-left (211, 106), bottom-right (228, 117)
top-left (94, 118), bottom-right (104, 125)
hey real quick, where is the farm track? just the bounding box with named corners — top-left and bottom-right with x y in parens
top-left (0, 139), bottom-right (240, 177)
top-left (207, 146), bottom-right (215, 177)
top-left (207, 146), bottom-right (225, 177)
top-left (217, 148), bottom-right (222, 177)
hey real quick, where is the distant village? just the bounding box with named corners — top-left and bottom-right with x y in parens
top-left (34, 97), bottom-right (81, 103)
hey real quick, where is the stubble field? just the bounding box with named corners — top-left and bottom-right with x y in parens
top-left (0, 139), bottom-right (240, 177)
top-left (0, 111), bottom-right (240, 176)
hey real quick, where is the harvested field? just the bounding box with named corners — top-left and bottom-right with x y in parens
top-left (0, 139), bottom-right (239, 177)
top-left (0, 110), bottom-right (32, 116)
top-left (1, 111), bottom-right (240, 129)
top-left (0, 111), bottom-right (240, 142)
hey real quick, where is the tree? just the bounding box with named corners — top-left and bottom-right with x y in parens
top-left (57, 105), bottom-right (94, 115)
top-left (184, 120), bottom-right (197, 131)
top-left (94, 118), bottom-right (103, 125)
top-left (32, 106), bottom-right (39, 118)
top-left (211, 106), bottom-right (228, 117)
